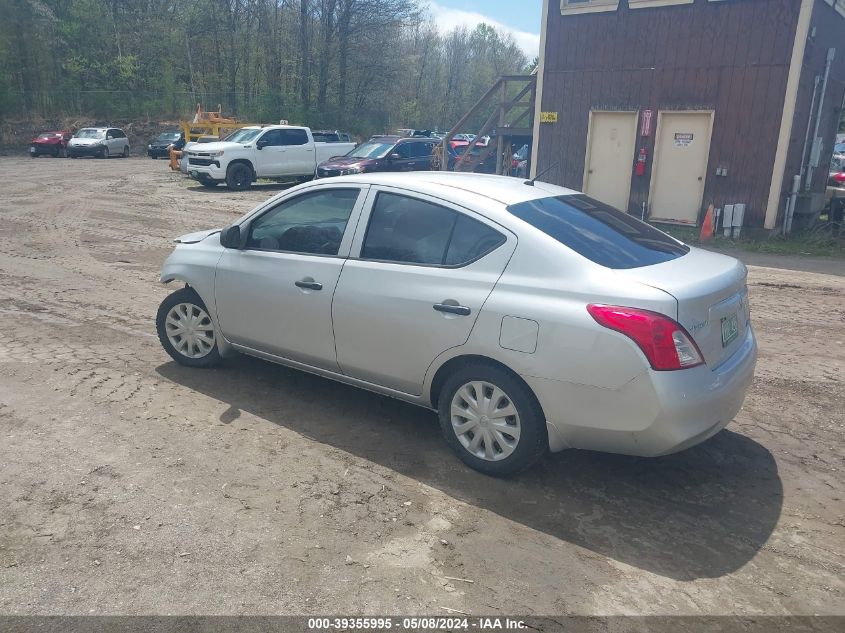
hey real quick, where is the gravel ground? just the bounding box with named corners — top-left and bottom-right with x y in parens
top-left (0, 156), bottom-right (843, 616)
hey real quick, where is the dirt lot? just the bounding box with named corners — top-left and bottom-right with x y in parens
top-left (0, 156), bottom-right (843, 616)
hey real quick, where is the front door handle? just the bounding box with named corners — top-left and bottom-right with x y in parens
top-left (434, 303), bottom-right (471, 316)
top-left (295, 280), bottom-right (323, 291)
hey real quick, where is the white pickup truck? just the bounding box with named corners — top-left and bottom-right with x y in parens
top-left (185, 125), bottom-right (355, 190)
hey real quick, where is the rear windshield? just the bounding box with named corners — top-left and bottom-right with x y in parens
top-left (507, 195), bottom-right (689, 269)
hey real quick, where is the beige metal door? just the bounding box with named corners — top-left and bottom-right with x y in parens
top-left (583, 111), bottom-right (638, 211)
top-left (648, 111), bottom-right (714, 224)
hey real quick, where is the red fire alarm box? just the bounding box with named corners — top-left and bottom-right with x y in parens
top-left (635, 147), bottom-right (648, 176)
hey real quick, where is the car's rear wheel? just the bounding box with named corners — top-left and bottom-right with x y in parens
top-left (225, 162), bottom-right (252, 191)
top-left (437, 363), bottom-right (547, 477)
top-left (156, 287), bottom-right (222, 368)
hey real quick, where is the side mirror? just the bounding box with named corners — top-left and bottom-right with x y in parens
top-left (390, 153), bottom-right (402, 160)
top-left (220, 225), bottom-right (242, 249)
top-left (256, 138), bottom-right (268, 150)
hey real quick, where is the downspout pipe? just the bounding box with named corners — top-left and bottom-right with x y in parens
top-left (799, 75), bottom-right (820, 187)
top-left (806, 48), bottom-right (836, 191)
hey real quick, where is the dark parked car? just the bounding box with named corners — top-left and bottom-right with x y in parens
top-left (148, 131), bottom-right (184, 159)
top-left (29, 131), bottom-right (73, 158)
top-left (316, 136), bottom-right (438, 177)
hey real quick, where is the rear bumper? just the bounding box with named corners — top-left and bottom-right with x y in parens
top-left (526, 327), bottom-right (757, 456)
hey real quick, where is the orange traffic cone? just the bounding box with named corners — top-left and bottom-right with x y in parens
top-left (699, 204), bottom-right (714, 241)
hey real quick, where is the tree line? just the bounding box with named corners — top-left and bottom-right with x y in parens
top-left (1, 0), bottom-right (533, 137)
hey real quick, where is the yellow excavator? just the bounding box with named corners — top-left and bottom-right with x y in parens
top-left (169, 104), bottom-right (255, 171)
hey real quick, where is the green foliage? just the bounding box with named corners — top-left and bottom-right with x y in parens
top-left (0, 0), bottom-right (532, 136)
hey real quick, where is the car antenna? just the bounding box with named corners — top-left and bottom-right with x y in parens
top-left (525, 162), bottom-right (559, 186)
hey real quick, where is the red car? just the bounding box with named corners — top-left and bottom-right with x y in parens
top-left (30, 130), bottom-right (73, 158)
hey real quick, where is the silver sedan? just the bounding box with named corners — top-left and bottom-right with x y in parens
top-left (156, 172), bottom-right (757, 476)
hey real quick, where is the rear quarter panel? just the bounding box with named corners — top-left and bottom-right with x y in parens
top-left (424, 232), bottom-right (678, 398)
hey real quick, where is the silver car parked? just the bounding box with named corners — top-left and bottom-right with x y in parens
top-left (67, 127), bottom-right (130, 159)
top-left (156, 173), bottom-right (757, 476)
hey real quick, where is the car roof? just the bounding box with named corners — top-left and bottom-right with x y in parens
top-left (367, 135), bottom-right (434, 142)
top-left (240, 125), bottom-right (304, 131)
top-left (320, 172), bottom-right (579, 208)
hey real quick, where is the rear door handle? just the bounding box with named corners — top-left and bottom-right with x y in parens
top-left (295, 280), bottom-right (323, 291)
top-left (433, 303), bottom-right (471, 316)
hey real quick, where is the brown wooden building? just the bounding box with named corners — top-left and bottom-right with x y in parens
top-left (531, 0), bottom-right (845, 231)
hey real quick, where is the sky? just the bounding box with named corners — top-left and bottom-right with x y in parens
top-left (426, 1), bottom-right (543, 58)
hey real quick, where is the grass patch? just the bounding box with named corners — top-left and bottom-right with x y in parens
top-left (657, 224), bottom-right (845, 258)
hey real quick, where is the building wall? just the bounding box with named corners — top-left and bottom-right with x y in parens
top-left (536, 0), bottom-right (803, 228)
top-left (775, 0), bottom-right (845, 225)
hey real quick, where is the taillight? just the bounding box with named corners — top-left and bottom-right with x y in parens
top-left (833, 172), bottom-right (845, 184)
top-left (587, 304), bottom-right (704, 371)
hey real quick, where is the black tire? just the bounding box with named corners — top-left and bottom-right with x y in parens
top-left (122, 145), bottom-right (129, 158)
top-left (99, 147), bottom-right (109, 159)
top-left (225, 162), bottom-right (252, 191)
top-left (156, 287), bottom-right (222, 368)
top-left (437, 362), bottom-right (547, 477)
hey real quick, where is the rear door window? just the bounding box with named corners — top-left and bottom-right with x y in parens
top-left (279, 129), bottom-right (309, 146)
top-left (410, 142), bottom-right (435, 158)
top-left (361, 192), bottom-right (506, 266)
top-left (507, 194), bottom-right (689, 269)
top-left (445, 215), bottom-right (506, 266)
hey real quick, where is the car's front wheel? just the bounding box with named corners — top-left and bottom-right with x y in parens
top-left (225, 162), bottom-right (252, 190)
top-left (438, 363), bottom-right (547, 476)
top-left (122, 145), bottom-right (129, 157)
top-left (99, 146), bottom-right (109, 159)
top-left (156, 287), bottom-right (222, 368)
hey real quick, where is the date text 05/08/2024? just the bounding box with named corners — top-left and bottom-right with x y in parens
top-left (306, 617), bottom-right (527, 630)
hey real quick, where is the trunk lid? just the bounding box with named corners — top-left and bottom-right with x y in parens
top-left (615, 247), bottom-right (749, 369)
